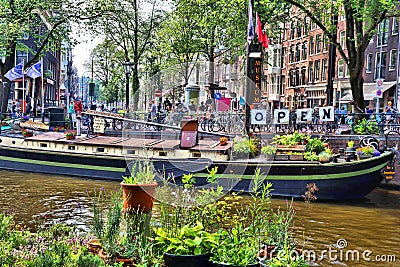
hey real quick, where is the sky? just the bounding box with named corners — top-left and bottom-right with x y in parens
top-left (71, 25), bottom-right (101, 76)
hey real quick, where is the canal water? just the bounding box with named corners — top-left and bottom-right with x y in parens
top-left (0, 170), bottom-right (398, 266)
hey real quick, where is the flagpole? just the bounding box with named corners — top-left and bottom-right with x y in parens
top-left (41, 58), bottom-right (45, 122)
top-left (22, 59), bottom-right (25, 115)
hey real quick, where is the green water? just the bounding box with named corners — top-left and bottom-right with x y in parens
top-left (0, 170), bottom-right (398, 266)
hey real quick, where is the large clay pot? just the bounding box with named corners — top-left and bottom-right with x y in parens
top-left (120, 183), bottom-right (157, 212)
top-left (163, 253), bottom-right (212, 267)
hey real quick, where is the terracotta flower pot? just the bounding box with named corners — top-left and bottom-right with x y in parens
top-left (120, 183), bottom-right (157, 212)
top-left (98, 249), bottom-right (134, 267)
top-left (87, 239), bottom-right (102, 255)
top-left (66, 135), bottom-right (76, 140)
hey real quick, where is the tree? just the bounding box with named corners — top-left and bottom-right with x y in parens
top-left (0, 0), bottom-right (107, 113)
top-left (261, 0), bottom-right (399, 110)
top-left (85, 0), bottom-right (165, 111)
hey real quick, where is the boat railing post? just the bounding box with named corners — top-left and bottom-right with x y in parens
top-left (76, 116), bottom-right (81, 136)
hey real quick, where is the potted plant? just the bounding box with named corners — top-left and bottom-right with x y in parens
top-left (65, 131), bottom-right (76, 140)
top-left (356, 146), bottom-right (375, 160)
top-left (219, 136), bottom-right (228, 146)
top-left (261, 145), bottom-right (276, 161)
top-left (21, 128), bottom-right (34, 138)
top-left (121, 160), bottom-right (158, 213)
top-left (232, 137), bottom-right (259, 159)
top-left (154, 221), bottom-right (218, 267)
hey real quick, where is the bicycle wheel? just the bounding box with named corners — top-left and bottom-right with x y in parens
top-left (208, 120), bottom-right (222, 132)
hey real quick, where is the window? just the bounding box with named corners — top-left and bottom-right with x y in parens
top-left (296, 44), bottom-right (301, 62)
top-left (282, 47), bottom-right (287, 66)
top-left (16, 51), bottom-right (28, 65)
top-left (272, 48), bottom-right (280, 67)
top-left (338, 59), bottom-right (344, 78)
top-left (314, 60), bottom-right (321, 81)
top-left (389, 49), bottom-right (397, 71)
top-left (392, 17), bottom-right (398, 35)
top-left (375, 51), bottom-right (387, 79)
top-left (302, 42), bottom-right (307, 60)
top-left (323, 35), bottom-right (328, 51)
top-left (340, 31), bottom-right (346, 49)
top-left (295, 68), bottom-right (300, 86)
top-left (309, 36), bottom-right (314, 55)
top-left (345, 64), bottom-right (350, 77)
top-left (291, 22), bottom-right (296, 39)
top-left (19, 32), bottom-right (29, 40)
top-left (281, 75), bottom-right (285, 95)
top-left (366, 54), bottom-right (373, 73)
top-left (321, 59), bottom-right (327, 81)
top-left (377, 18), bottom-right (389, 46)
top-left (301, 67), bottom-right (306, 85)
top-left (289, 45), bottom-right (294, 63)
top-left (304, 18), bottom-right (309, 35)
top-left (297, 21), bottom-right (302, 38)
top-left (315, 34), bottom-right (322, 53)
top-left (308, 62), bottom-right (314, 83)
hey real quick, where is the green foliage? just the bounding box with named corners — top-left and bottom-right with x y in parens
top-left (154, 221), bottom-right (218, 255)
top-left (317, 151), bottom-right (332, 163)
top-left (353, 118), bottom-right (380, 135)
top-left (347, 140), bottom-right (354, 148)
top-left (0, 212), bottom-right (102, 266)
top-left (261, 145), bottom-right (277, 155)
top-left (233, 137), bottom-right (259, 157)
top-left (305, 138), bottom-right (326, 155)
top-left (273, 132), bottom-right (309, 146)
top-left (122, 160), bottom-right (156, 184)
top-left (304, 151), bottom-right (319, 161)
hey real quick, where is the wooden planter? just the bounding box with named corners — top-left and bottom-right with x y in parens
top-left (274, 154), bottom-right (289, 161)
top-left (66, 135), bottom-right (76, 140)
top-left (120, 183), bottom-right (157, 213)
top-left (289, 154), bottom-right (304, 161)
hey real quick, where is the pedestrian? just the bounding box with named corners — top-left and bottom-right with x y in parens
top-left (74, 99), bottom-right (83, 116)
top-left (340, 106), bottom-right (347, 124)
top-left (198, 101), bottom-right (206, 112)
top-left (149, 100), bottom-right (157, 120)
top-left (365, 106), bottom-right (373, 119)
top-left (188, 101), bottom-right (196, 113)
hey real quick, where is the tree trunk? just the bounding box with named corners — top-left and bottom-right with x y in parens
top-left (349, 68), bottom-right (365, 113)
top-left (1, 44), bottom-right (17, 114)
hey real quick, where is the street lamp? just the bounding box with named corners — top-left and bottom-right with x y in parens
top-left (122, 62), bottom-right (134, 112)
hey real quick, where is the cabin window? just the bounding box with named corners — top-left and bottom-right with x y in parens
top-left (97, 147), bottom-right (105, 153)
top-left (192, 153), bottom-right (201, 158)
top-left (68, 146), bottom-right (75, 150)
top-left (40, 143), bottom-right (47, 148)
top-left (126, 149), bottom-right (136, 155)
top-left (12, 141), bottom-right (15, 144)
top-left (0, 139), bottom-right (2, 143)
top-left (159, 151), bottom-right (167, 157)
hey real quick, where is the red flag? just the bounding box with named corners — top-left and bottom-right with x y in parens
top-left (256, 13), bottom-right (269, 49)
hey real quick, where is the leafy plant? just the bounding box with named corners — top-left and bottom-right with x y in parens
top-left (261, 145), bottom-right (277, 155)
top-left (122, 160), bottom-right (156, 184)
top-left (233, 137), bottom-right (259, 157)
top-left (272, 132), bottom-right (309, 146)
top-left (304, 151), bottom-right (319, 161)
top-left (317, 151), bottom-right (332, 163)
top-left (154, 221), bottom-right (218, 255)
top-left (356, 146), bottom-right (375, 156)
top-left (305, 138), bottom-right (326, 155)
top-left (347, 140), bottom-right (354, 148)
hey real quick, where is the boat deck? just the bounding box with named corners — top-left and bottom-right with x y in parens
top-left (24, 132), bottom-right (233, 152)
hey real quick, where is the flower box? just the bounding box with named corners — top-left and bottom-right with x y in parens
top-left (289, 154), bottom-right (304, 161)
top-left (274, 154), bottom-right (289, 161)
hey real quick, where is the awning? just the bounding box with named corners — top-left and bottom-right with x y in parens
top-left (339, 81), bottom-right (396, 101)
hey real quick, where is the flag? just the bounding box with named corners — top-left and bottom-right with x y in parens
top-left (256, 13), bottom-right (269, 49)
top-left (4, 63), bottom-right (23, 81)
top-left (26, 60), bottom-right (42, 79)
top-left (247, 0), bottom-right (254, 45)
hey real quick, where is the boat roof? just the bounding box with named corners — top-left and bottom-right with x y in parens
top-left (23, 132), bottom-right (232, 152)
